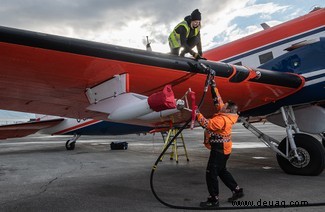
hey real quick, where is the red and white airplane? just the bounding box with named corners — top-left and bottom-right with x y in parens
top-left (0, 8), bottom-right (324, 176)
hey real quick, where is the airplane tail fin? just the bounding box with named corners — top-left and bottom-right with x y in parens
top-left (0, 118), bottom-right (64, 139)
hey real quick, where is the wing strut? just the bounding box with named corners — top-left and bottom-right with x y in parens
top-left (241, 118), bottom-right (285, 157)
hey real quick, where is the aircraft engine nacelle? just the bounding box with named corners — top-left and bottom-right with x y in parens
top-left (108, 98), bottom-right (154, 121)
top-left (108, 100), bottom-right (182, 121)
top-left (108, 84), bottom-right (179, 121)
top-left (85, 74), bottom-right (187, 122)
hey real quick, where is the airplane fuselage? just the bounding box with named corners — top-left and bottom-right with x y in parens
top-left (205, 8), bottom-right (325, 117)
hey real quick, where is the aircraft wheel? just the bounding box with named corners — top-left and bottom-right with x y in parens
top-left (276, 133), bottom-right (325, 176)
top-left (322, 133), bottom-right (325, 148)
top-left (65, 140), bottom-right (76, 151)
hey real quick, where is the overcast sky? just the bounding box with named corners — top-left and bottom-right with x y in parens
top-left (0, 0), bottom-right (323, 53)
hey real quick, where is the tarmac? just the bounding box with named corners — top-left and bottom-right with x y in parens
top-left (0, 122), bottom-right (324, 212)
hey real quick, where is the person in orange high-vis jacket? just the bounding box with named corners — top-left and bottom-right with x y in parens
top-left (197, 79), bottom-right (244, 208)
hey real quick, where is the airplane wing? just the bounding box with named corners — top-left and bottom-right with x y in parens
top-left (0, 26), bottom-right (305, 129)
top-left (0, 118), bottom-right (64, 139)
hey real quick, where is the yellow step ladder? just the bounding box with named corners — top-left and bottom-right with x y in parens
top-left (160, 128), bottom-right (189, 163)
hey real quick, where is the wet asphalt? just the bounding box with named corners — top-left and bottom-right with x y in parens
top-left (0, 122), bottom-right (324, 211)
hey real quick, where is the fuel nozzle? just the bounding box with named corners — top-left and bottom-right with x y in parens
top-left (199, 63), bottom-right (216, 92)
top-left (199, 63), bottom-right (215, 76)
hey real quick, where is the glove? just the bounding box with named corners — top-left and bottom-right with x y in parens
top-left (199, 52), bottom-right (207, 60)
top-left (194, 106), bottom-right (200, 116)
top-left (194, 53), bottom-right (202, 60)
top-left (210, 79), bottom-right (216, 87)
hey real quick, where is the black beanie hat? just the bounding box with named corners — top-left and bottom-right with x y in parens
top-left (191, 9), bottom-right (201, 21)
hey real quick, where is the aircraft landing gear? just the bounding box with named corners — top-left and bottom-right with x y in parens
top-left (276, 133), bottom-right (324, 175)
top-left (65, 134), bottom-right (81, 150)
top-left (242, 106), bottom-right (325, 176)
top-left (276, 106), bottom-right (324, 175)
top-left (322, 133), bottom-right (325, 148)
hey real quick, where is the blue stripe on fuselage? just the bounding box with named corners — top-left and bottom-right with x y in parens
top-left (62, 121), bottom-right (153, 135)
top-left (222, 27), bottom-right (325, 63)
top-left (243, 37), bottom-right (325, 116)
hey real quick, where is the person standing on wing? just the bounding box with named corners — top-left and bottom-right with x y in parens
top-left (168, 9), bottom-right (203, 59)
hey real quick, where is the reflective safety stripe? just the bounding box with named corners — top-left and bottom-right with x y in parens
top-left (209, 133), bottom-right (231, 143)
top-left (209, 137), bottom-right (231, 143)
top-left (197, 115), bottom-right (208, 128)
top-left (168, 31), bottom-right (182, 48)
top-left (168, 20), bottom-right (199, 49)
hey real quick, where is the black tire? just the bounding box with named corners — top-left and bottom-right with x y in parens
top-left (276, 133), bottom-right (325, 176)
top-left (322, 133), bottom-right (325, 148)
top-left (65, 140), bottom-right (75, 151)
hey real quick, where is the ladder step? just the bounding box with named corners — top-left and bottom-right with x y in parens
top-left (160, 129), bottom-right (189, 163)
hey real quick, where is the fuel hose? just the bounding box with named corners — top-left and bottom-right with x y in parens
top-left (149, 63), bottom-right (325, 210)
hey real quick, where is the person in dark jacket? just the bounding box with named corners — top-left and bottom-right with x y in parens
top-left (168, 9), bottom-right (203, 59)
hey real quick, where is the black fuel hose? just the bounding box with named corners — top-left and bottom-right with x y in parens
top-left (149, 63), bottom-right (213, 209)
top-left (149, 63), bottom-right (325, 210)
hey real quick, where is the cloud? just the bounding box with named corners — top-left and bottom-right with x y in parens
top-left (202, 1), bottom-right (291, 50)
top-left (0, 0), bottom-right (320, 52)
top-left (1, 0), bottom-right (215, 50)
top-left (0, 1), bottom-right (198, 30)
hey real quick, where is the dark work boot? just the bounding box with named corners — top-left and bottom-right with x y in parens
top-left (228, 188), bottom-right (244, 202)
top-left (200, 196), bottom-right (219, 208)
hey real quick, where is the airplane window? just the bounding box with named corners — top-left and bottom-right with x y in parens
top-left (259, 52), bottom-right (274, 64)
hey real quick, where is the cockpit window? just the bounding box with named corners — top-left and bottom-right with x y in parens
top-left (259, 52), bottom-right (274, 64)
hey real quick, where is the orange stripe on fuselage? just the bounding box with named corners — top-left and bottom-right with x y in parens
top-left (53, 120), bottom-right (101, 135)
